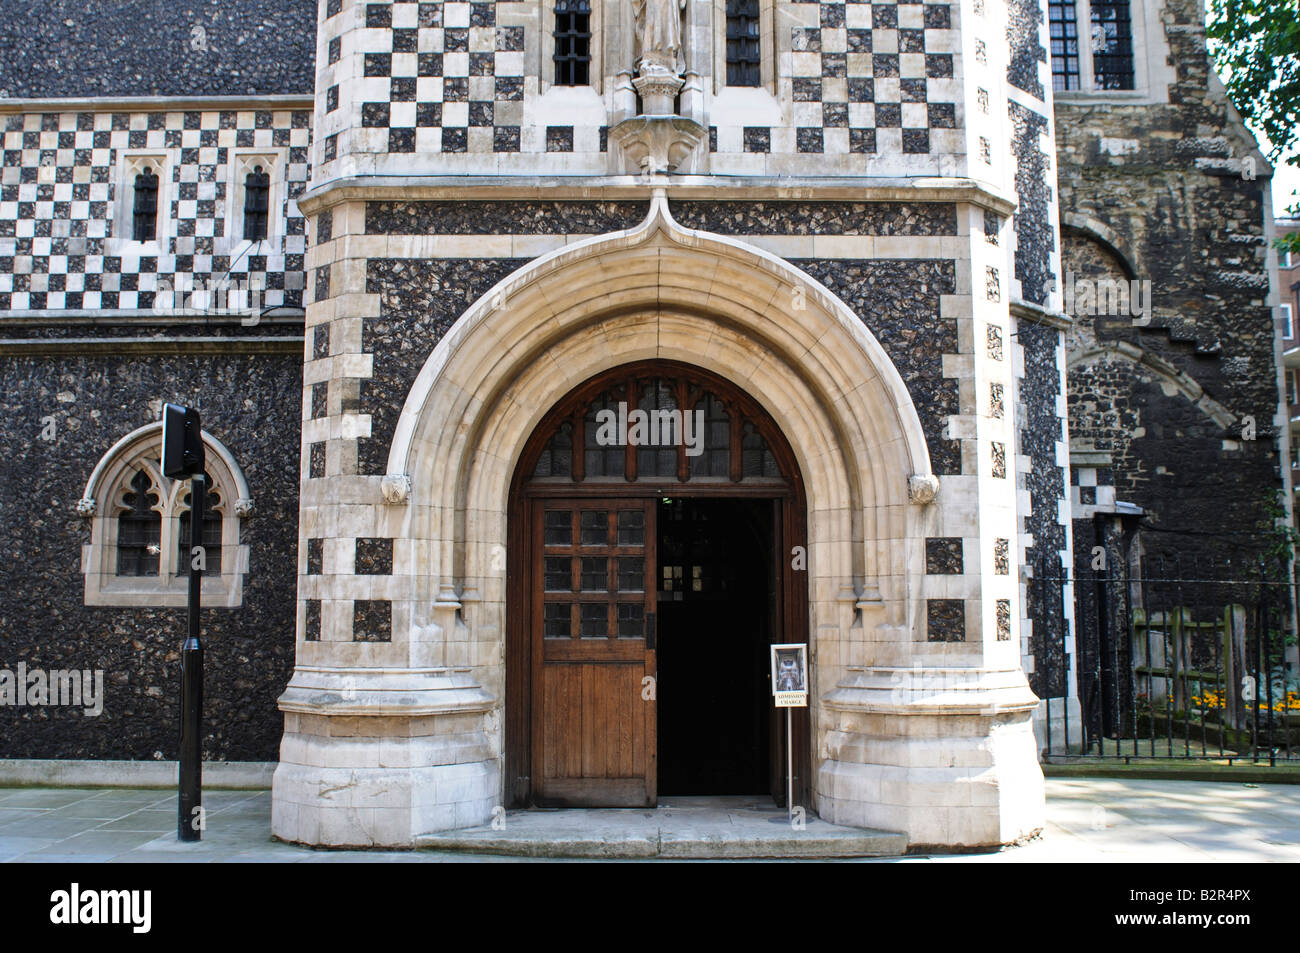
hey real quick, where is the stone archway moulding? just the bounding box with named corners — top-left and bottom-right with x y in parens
top-left (1059, 212), bottom-right (1139, 279)
top-left (384, 190), bottom-right (937, 634)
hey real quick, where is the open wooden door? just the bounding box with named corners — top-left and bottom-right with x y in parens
top-left (531, 498), bottom-right (657, 807)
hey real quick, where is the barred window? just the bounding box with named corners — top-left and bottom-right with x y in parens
top-left (132, 168), bottom-right (159, 242)
top-left (726, 0), bottom-right (761, 87)
top-left (243, 166), bottom-right (270, 241)
top-left (1090, 0), bottom-right (1135, 90)
top-left (554, 0), bottom-right (591, 86)
top-left (1049, 0), bottom-right (1080, 91)
top-left (116, 470), bottom-right (161, 576)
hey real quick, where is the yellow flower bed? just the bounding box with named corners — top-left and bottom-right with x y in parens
top-left (1188, 689), bottom-right (1300, 713)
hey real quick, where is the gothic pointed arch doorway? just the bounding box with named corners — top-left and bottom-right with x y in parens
top-left (506, 360), bottom-right (809, 809)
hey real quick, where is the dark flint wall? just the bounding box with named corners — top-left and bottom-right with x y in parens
top-left (0, 0), bottom-right (318, 99)
top-left (1056, 13), bottom-right (1282, 570)
top-left (1019, 320), bottom-right (1068, 698)
top-left (0, 344), bottom-right (301, 761)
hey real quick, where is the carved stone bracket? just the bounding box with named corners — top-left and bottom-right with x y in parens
top-left (908, 473), bottom-right (939, 505)
top-left (233, 497), bottom-right (255, 518)
top-left (611, 114), bottom-right (705, 175)
top-left (75, 497), bottom-right (96, 517)
top-left (381, 473), bottom-right (412, 505)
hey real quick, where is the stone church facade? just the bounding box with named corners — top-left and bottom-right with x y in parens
top-left (0, 0), bottom-right (1281, 849)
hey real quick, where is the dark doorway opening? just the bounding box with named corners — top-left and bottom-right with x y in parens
top-left (656, 497), bottom-right (775, 796)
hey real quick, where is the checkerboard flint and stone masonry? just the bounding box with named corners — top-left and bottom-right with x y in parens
top-left (317, 0), bottom-right (962, 173)
top-left (0, 109), bottom-right (312, 312)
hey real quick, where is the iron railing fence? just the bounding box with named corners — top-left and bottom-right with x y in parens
top-left (1038, 558), bottom-right (1298, 764)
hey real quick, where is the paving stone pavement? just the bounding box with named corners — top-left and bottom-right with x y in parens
top-left (0, 778), bottom-right (1297, 862)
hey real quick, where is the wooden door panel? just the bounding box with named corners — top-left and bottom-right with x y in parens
top-left (532, 499), bottom-right (656, 807)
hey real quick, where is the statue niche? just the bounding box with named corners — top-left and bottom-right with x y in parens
top-left (612, 0), bottom-right (703, 173)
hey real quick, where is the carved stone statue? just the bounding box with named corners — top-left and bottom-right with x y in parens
top-left (633, 0), bottom-right (687, 77)
top-left (611, 0), bottom-right (703, 172)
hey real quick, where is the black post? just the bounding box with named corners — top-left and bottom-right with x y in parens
top-left (178, 473), bottom-right (205, 841)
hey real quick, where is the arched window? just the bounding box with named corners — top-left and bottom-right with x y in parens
top-left (132, 168), bottom-right (159, 241)
top-left (524, 363), bottom-right (792, 487)
top-left (78, 423), bottom-right (252, 607)
top-left (243, 166), bottom-right (270, 241)
top-left (116, 470), bottom-right (161, 576)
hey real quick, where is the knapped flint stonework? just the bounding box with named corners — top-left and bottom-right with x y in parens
top-left (355, 537), bottom-right (393, 575)
top-left (359, 256), bottom-right (528, 474)
top-left (925, 537), bottom-right (964, 574)
top-left (352, 599), bottom-right (392, 642)
top-left (994, 537), bottom-right (1010, 575)
top-left (308, 442), bottom-right (325, 479)
top-left (304, 598), bottom-right (320, 642)
top-left (0, 0), bottom-right (317, 98)
top-left (1005, 0), bottom-right (1046, 101)
top-left (667, 201), bottom-right (959, 236)
top-left (0, 351), bottom-right (300, 761)
top-left (310, 382), bottom-right (328, 420)
top-left (927, 598), bottom-right (965, 641)
top-left (987, 324), bottom-right (1003, 360)
top-left (795, 258), bottom-right (962, 475)
top-left (365, 201), bottom-right (650, 235)
top-left (1008, 101), bottom-right (1054, 306)
top-left (1018, 320), bottom-right (1069, 696)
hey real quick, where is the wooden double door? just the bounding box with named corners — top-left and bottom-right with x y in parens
top-left (504, 360), bottom-right (809, 809)
top-left (523, 493), bottom-right (803, 808)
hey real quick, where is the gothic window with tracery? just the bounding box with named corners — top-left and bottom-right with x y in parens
top-left (79, 423), bottom-right (252, 607)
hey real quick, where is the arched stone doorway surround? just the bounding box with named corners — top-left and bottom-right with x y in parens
top-left (271, 192), bottom-right (1044, 849)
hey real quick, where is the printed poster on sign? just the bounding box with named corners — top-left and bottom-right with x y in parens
top-left (770, 643), bottom-right (808, 708)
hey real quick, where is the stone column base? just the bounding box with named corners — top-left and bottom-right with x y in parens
top-left (817, 666), bottom-right (1046, 848)
top-left (270, 670), bottom-right (498, 848)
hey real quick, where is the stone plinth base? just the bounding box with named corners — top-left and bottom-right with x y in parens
top-left (270, 671), bottom-right (497, 847)
top-left (817, 666), bottom-right (1046, 847)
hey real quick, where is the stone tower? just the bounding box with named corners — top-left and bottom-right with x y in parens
top-left (271, 0), bottom-right (1065, 848)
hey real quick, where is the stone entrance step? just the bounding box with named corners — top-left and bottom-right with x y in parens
top-left (416, 796), bottom-right (908, 859)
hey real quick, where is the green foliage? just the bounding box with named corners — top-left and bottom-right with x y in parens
top-left (1262, 489), bottom-right (1300, 581)
top-left (1208, 0), bottom-right (1300, 252)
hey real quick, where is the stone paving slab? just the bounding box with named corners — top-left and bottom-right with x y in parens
top-left (0, 778), bottom-right (1298, 862)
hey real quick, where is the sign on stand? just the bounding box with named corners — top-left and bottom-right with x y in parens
top-left (770, 643), bottom-right (808, 817)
